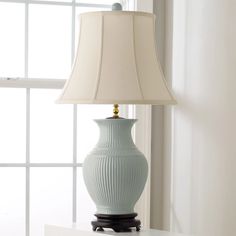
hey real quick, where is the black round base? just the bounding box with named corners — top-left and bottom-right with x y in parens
top-left (92, 213), bottom-right (141, 232)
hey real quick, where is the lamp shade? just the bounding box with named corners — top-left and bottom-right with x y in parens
top-left (58, 11), bottom-right (176, 105)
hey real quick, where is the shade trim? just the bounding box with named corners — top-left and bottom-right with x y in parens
top-left (56, 99), bottom-right (177, 105)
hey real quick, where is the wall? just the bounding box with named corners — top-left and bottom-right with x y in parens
top-left (170, 0), bottom-right (236, 235)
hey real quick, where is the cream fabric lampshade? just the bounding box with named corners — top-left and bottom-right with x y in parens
top-left (58, 11), bottom-right (176, 105)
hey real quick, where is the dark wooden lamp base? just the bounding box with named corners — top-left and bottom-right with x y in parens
top-left (92, 213), bottom-right (141, 232)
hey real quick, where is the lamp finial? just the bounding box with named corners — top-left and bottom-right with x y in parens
top-left (112, 3), bottom-right (122, 11)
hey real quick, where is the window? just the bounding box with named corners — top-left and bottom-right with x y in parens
top-left (0, 1), bottom-right (127, 236)
top-left (0, 0), bottom-right (151, 236)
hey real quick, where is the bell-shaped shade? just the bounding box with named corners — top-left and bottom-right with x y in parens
top-left (58, 11), bottom-right (176, 105)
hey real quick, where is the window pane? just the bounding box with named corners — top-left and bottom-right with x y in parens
top-left (77, 168), bottom-right (96, 223)
top-left (30, 89), bottom-right (73, 163)
top-left (0, 168), bottom-right (25, 236)
top-left (0, 3), bottom-right (24, 77)
top-left (77, 105), bottom-right (111, 163)
top-left (31, 168), bottom-right (72, 236)
top-left (0, 88), bottom-right (26, 163)
top-left (28, 4), bottom-right (71, 79)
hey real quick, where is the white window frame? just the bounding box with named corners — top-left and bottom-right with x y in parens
top-left (133, 0), bottom-right (153, 228)
top-left (0, 0), bottom-right (153, 233)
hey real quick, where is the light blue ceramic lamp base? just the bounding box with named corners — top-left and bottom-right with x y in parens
top-left (83, 118), bottom-right (148, 215)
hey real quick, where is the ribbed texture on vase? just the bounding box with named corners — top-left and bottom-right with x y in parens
top-left (83, 119), bottom-right (148, 215)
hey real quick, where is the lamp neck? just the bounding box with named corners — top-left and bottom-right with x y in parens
top-left (94, 119), bottom-right (136, 148)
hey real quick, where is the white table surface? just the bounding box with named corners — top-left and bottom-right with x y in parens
top-left (45, 223), bottom-right (189, 236)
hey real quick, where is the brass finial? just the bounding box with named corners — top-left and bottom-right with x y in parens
top-left (113, 104), bottom-right (119, 118)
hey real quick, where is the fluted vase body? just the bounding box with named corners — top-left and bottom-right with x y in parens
top-left (82, 119), bottom-right (148, 215)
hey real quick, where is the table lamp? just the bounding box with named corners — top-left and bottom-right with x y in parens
top-left (57, 3), bottom-right (176, 233)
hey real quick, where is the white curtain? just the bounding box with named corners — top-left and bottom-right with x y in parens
top-left (168, 0), bottom-right (236, 235)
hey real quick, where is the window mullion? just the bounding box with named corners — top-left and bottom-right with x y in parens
top-left (26, 91), bottom-right (30, 236)
top-left (0, 78), bottom-right (66, 89)
top-left (0, 163), bottom-right (83, 167)
top-left (0, 0), bottom-right (111, 9)
top-left (72, 0), bottom-right (77, 224)
top-left (73, 105), bottom-right (77, 223)
top-left (25, 1), bottom-right (30, 236)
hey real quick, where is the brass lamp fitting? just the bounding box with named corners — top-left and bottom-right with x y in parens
top-left (113, 104), bottom-right (119, 118)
